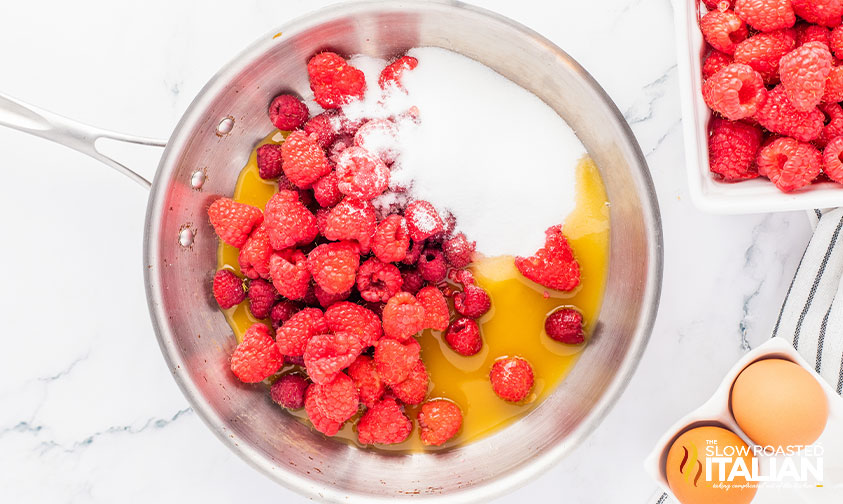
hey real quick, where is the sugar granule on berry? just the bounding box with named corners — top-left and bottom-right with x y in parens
top-left (379, 55), bottom-right (419, 89)
top-left (322, 199), bottom-right (377, 251)
top-left (353, 119), bottom-right (399, 165)
top-left (442, 232), bottom-right (476, 269)
top-left (335, 146), bottom-right (390, 200)
top-left (304, 110), bottom-right (339, 149)
top-left (404, 200), bottom-right (446, 241)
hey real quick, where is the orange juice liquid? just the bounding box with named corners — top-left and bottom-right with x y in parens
top-left (217, 131), bottom-right (610, 451)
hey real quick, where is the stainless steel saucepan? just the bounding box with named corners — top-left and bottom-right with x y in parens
top-left (0, 1), bottom-right (662, 501)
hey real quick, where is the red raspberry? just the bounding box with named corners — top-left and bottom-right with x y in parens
top-left (357, 397), bottom-right (412, 445)
top-left (400, 269), bottom-right (424, 294)
top-left (779, 42), bottom-right (833, 112)
top-left (734, 0), bottom-right (796, 32)
top-left (312, 172), bottom-right (343, 208)
top-left (797, 23), bottom-right (831, 47)
top-left (348, 355), bottom-right (385, 408)
top-left (757, 137), bottom-right (822, 191)
top-left (417, 247), bottom-right (447, 283)
top-left (449, 267), bottom-right (477, 286)
top-left (268, 94), bottom-right (309, 131)
top-left (353, 119), bottom-right (399, 164)
top-left (792, 0), bottom-right (843, 27)
top-left (325, 301), bottom-right (382, 347)
top-left (208, 197), bottom-right (263, 248)
top-left (416, 286), bottom-right (449, 332)
top-left (309, 372), bottom-right (359, 422)
top-left (313, 284), bottom-right (351, 308)
top-left (755, 85), bottom-right (825, 141)
top-left (823, 136), bottom-right (843, 183)
top-left (390, 359), bottom-right (428, 405)
top-left (304, 332), bottom-right (364, 385)
top-left (418, 399), bottom-right (463, 446)
top-left (442, 233), bottom-right (476, 269)
top-left (515, 225), bottom-right (581, 292)
top-left (372, 215), bottom-right (411, 263)
top-left (490, 357), bottom-right (534, 403)
top-left (702, 64), bottom-right (767, 120)
top-left (256, 143), bottom-right (284, 180)
top-left (545, 308), bottom-right (585, 344)
top-left (374, 337), bottom-right (421, 385)
top-left (444, 317), bottom-right (482, 356)
top-left (335, 146), bottom-right (390, 200)
top-left (247, 278), bottom-right (277, 319)
top-left (307, 52), bottom-right (366, 109)
top-left (302, 282), bottom-right (319, 306)
top-left (700, 10), bottom-right (749, 54)
top-left (238, 225), bottom-right (273, 279)
top-left (322, 199), bottom-right (377, 251)
top-left (703, 51), bottom-right (734, 81)
top-left (213, 269), bottom-right (246, 309)
top-left (328, 134), bottom-right (355, 164)
top-left (307, 241), bottom-right (360, 295)
top-left (404, 200), bottom-right (445, 241)
top-left (280, 130), bottom-right (331, 188)
top-left (270, 300), bottom-right (299, 329)
top-left (824, 66), bottom-right (843, 103)
top-left (230, 323), bottom-right (283, 383)
top-left (402, 240), bottom-right (424, 265)
top-left (286, 354), bottom-right (305, 366)
top-left (379, 55), bottom-right (419, 89)
top-left (733, 29), bottom-right (796, 84)
top-left (832, 25), bottom-right (843, 59)
top-left (269, 249), bottom-right (310, 300)
top-left (819, 103), bottom-right (843, 148)
top-left (275, 307), bottom-right (328, 356)
top-left (708, 118), bottom-right (763, 181)
top-left (263, 190), bottom-right (318, 250)
top-left (382, 292), bottom-right (426, 341)
top-left (357, 258), bottom-right (403, 303)
top-left (304, 384), bottom-right (342, 436)
top-left (303, 110), bottom-right (339, 149)
top-left (270, 373), bottom-right (309, 409)
top-left (703, 0), bottom-right (734, 9)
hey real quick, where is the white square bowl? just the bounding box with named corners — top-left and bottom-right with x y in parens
top-left (673, 0), bottom-right (843, 213)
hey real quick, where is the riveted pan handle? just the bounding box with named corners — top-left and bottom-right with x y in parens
top-left (0, 92), bottom-right (166, 190)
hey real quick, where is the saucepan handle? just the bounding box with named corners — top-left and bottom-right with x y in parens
top-left (0, 92), bottom-right (166, 190)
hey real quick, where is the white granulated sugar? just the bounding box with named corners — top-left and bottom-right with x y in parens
top-left (341, 48), bottom-right (585, 257)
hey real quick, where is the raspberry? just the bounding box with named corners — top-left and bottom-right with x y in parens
top-left (270, 300), bottom-right (299, 329)
top-left (313, 284), bottom-right (351, 308)
top-left (755, 85), bottom-right (825, 141)
top-left (357, 258), bottom-right (403, 303)
top-left (247, 278), bottom-right (277, 319)
top-left (733, 29), bottom-right (796, 84)
top-left (702, 64), bottom-right (767, 120)
top-left (442, 233), bottom-right (476, 269)
top-left (390, 359), bottom-right (428, 405)
top-left (375, 337), bottom-right (421, 385)
top-left (817, 103), bottom-right (843, 148)
top-left (404, 200), bottom-right (445, 241)
top-left (792, 0), bottom-right (843, 27)
top-left (824, 66), bottom-right (843, 103)
top-left (757, 137), bottom-right (822, 191)
top-left (823, 136), bottom-right (843, 183)
top-left (230, 323), bottom-right (283, 383)
top-left (402, 240), bottom-right (424, 265)
top-left (416, 247), bottom-right (447, 283)
top-left (270, 373), bottom-right (309, 409)
top-left (797, 23), bottom-right (831, 47)
top-left (348, 355), bottom-right (385, 408)
top-left (379, 55), bottom-right (419, 89)
top-left (545, 308), bottom-right (585, 344)
top-left (700, 10), bottom-right (749, 54)
top-left (213, 269), bottom-right (246, 309)
top-left (268, 94), bottom-right (309, 131)
top-left (307, 241), bottom-right (360, 295)
top-left (304, 384), bottom-right (342, 436)
top-left (490, 357), bottom-right (534, 403)
top-left (255, 143), bottom-right (284, 180)
top-left (400, 269), bottom-right (424, 294)
top-left (304, 332), bottom-right (364, 384)
top-left (702, 0), bottom-right (734, 9)
top-left (335, 146), bottom-right (390, 200)
top-left (515, 225), bottom-right (581, 292)
top-left (449, 267), bottom-right (477, 287)
top-left (444, 317), bottom-right (482, 356)
top-left (353, 119), bottom-right (399, 164)
top-left (303, 110), bottom-right (339, 148)
top-left (734, 0), bottom-right (796, 32)
top-left (779, 42), bottom-right (833, 112)
top-left (312, 172), bottom-right (343, 208)
top-left (708, 118), bottom-right (762, 181)
top-left (269, 249), bottom-right (311, 300)
top-left (208, 198), bottom-right (263, 248)
top-left (238, 225), bottom-right (273, 279)
top-left (309, 372), bottom-right (359, 422)
top-left (372, 215), bottom-right (411, 263)
top-left (275, 307), bottom-right (328, 356)
top-left (322, 199), bottom-right (377, 251)
top-left (280, 131), bottom-right (331, 188)
top-left (328, 134), bottom-right (355, 164)
top-left (832, 25), bottom-right (843, 59)
top-left (286, 354), bottom-right (305, 366)
top-left (382, 292), bottom-right (426, 341)
top-left (703, 51), bottom-right (734, 81)
top-left (325, 302), bottom-right (382, 347)
top-left (263, 190), bottom-right (318, 250)
top-left (357, 398), bottom-right (411, 445)
top-left (416, 286), bottom-right (449, 332)
top-left (418, 399), bottom-right (462, 446)
top-left (307, 52), bottom-right (366, 109)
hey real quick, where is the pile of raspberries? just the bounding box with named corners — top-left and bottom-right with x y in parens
top-left (700, 0), bottom-right (843, 192)
top-left (207, 51), bottom-right (582, 446)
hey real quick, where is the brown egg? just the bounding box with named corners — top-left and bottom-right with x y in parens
top-left (665, 426), bottom-right (758, 504)
top-left (731, 358), bottom-right (828, 449)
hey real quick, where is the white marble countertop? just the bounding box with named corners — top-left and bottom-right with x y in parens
top-left (0, 0), bottom-right (815, 502)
